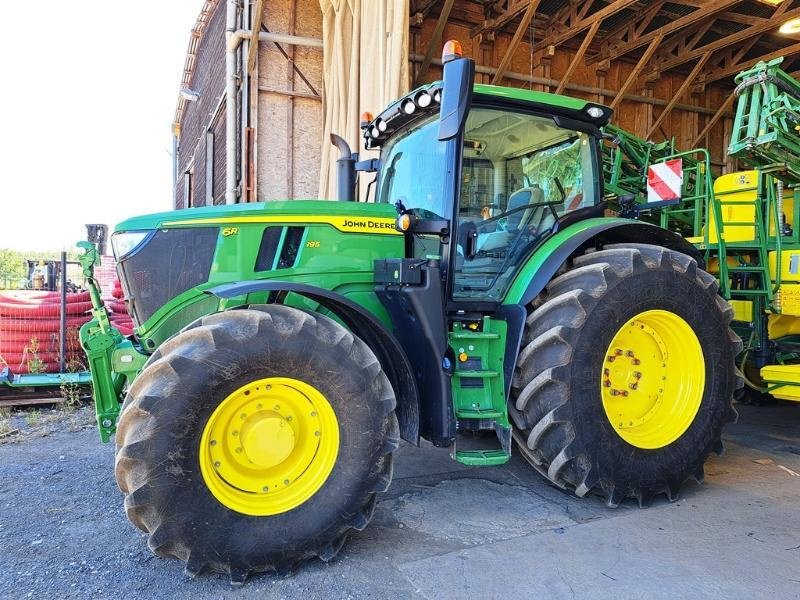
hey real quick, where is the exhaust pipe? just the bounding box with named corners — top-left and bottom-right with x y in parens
top-left (330, 134), bottom-right (357, 202)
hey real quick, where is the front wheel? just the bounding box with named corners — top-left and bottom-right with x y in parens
top-left (510, 243), bottom-right (742, 506)
top-left (114, 305), bottom-right (398, 583)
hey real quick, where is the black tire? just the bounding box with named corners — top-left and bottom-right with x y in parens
top-left (114, 305), bottom-right (398, 584)
top-left (509, 243), bottom-right (743, 507)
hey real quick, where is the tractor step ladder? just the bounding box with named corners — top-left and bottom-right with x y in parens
top-left (707, 174), bottom-right (779, 305)
top-left (449, 319), bottom-right (511, 466)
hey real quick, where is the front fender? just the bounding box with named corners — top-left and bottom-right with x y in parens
top-left (503, 218), bottom-right (704, 306)
top-left (206, 281), bottom-right (420, 445)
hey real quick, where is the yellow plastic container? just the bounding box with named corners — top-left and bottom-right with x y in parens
top-left (769, 250), bottom-right (800, 283)
top-left (709, 171), bottom-right (758, 243)
top-left (760, 364), bottom-right (800, 402)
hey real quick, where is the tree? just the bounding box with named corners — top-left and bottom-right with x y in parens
top-left (0, 249), bottom-right (27, 289)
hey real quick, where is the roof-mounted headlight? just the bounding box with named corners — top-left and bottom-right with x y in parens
top-left (586, 106), bottom-right (606, 119)
top-left (401, 98), bottom-right (416, 115)
top-left (416, 91), bottom-right (432, 108)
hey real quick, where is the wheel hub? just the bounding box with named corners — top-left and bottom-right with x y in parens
top-left (600, 310), bottom-right (705, 449)
top-left (199, 377), bottom-right (339, 515)
top-left (241, 414), bottom-right (296, 469)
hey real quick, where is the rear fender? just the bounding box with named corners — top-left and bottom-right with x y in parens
top-left (503, 218), bottom-right (704, 307)
top-left (206, 281), bottom-right (420, 445)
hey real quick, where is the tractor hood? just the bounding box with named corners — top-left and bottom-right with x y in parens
top-left (113, 200), bottom-right (400, 235)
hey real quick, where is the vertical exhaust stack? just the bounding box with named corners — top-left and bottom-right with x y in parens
top-left (330, 134), bottom-right (357, 201)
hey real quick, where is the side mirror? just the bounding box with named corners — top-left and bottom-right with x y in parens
top-left (438, 57), bottom-right (475, 141)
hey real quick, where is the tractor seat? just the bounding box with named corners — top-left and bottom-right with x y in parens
top-left (477, 186), bottom-right (545, 252)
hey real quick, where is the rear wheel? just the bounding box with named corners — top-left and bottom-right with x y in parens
top-left (115, 305), bottom-right (398, 583)
top-left (510, 243), bottom-right (742, 506)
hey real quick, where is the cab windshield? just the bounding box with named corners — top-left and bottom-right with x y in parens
top-left (376, 115), bottom-right (449, 219)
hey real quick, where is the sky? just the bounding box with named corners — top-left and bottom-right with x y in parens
top-left (0, 1), bottom-right (203, 251)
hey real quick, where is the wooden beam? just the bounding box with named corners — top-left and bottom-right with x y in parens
top-left (258, 86), bottom-right (323, 101)
top-left (647, 52), bottom-right (711, 138)
top-left (491, 0), bottom-right (540, 85)
top-left (408, 53), bottom-right (724, 115)
top-left (246, 0), bottom-right (267, 75)
top-left (472, 0), bottom-right (532, 37)
top-left (643, 4), bottom-right (799, 77)
top-left (704, 40), bottom-right (800, 83)
top-left (691, 93), bottom-right (735, 148)
top-left (414, 0), bottom-right (455, 85)
top-left (532, 0), bottom-right (639, 52)
top-left (555, 19), bottom-right (601, 95)
top-left (609, 33), bottom-right (664, 110)
top-left (597, 0), bottom-right (739, 63)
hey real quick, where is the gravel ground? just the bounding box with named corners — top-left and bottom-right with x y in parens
top-left (0, 402), bottom-right (799, 599)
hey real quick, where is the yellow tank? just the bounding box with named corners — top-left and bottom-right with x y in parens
top-left (708, 171), bottom-right (758, 243)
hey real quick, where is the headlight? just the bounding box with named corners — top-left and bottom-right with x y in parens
top-left (433, 89), bottom-right (442, 103)
top-left (401, 99), bottom-right (416, 115)
top-left (111, 231), bottom-right (150, 259)
top-left (370, 126), bottom-right (380, 139)
top-left (586, 106), bottom-right (606, 119)
top-left (377, 118), bottom-right (387, 132)
top-left (416, 91), bottom-right (432, 108)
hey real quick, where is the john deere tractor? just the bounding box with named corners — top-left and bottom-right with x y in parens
top-left (79, 43), bottom-right (741, 582)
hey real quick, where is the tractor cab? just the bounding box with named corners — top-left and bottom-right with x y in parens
top-left (359, 42), bottom-right (611, 304)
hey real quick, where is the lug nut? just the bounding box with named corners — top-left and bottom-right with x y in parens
top-left (629, 383), bottom-right (638, 390)
top-left (633, 372), bottom-right (642, 379)
top-left (604, 380), bottom-right (612, 388)
top-left (632, 358), bottom-right (641, 365)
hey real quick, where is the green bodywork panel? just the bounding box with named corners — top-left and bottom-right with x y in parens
top-left (503, 217), bottom-right (631, 305)
top-left (123, 200), bottom-right (404, 347)
top-left (474, 83), bottom-right (592, 111)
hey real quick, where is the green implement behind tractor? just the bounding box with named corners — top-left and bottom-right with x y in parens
top-left (79, 44), bottom-right (741, 583)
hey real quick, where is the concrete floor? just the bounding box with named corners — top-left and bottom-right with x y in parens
top-left (0, 403), bottom-right (799, 599)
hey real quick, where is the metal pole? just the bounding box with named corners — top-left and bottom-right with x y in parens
top-left (59, 251), bottom-right (67, 373)
top-left (224, 0), bottom-right (239, 205)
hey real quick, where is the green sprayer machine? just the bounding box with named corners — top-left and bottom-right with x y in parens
top-left (79, 42), bottom-right (755, 582)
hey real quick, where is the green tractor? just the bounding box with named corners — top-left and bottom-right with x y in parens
top-left (79, 44), bottom-right (741, 582)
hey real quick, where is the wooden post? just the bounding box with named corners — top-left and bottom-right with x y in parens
top-left (247, 0), bottom-right (267, 75)
top-left (414, 0), bottom-right (456, 85)
top-left (491, 0), bottom-right (541, 85)
top-left (555, 19), bottom-right (601, 95)
top-left (691, 92), bottom-right (735, 148)
top-left (647, 51), bottom-right (711, 138)
top-left (609, 33), bottom-right (664, 110)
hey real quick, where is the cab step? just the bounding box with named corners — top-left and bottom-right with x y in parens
top-left (455, 449), bottom-right (510, 466)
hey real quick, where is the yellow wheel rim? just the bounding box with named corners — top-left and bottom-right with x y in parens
top-left (199, 377), bottom-right (339, 516)
top-left (600, 310), bottom-right (705, 449)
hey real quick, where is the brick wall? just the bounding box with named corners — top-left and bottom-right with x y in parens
top-left (174, 1), bottom-right (227, 209)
